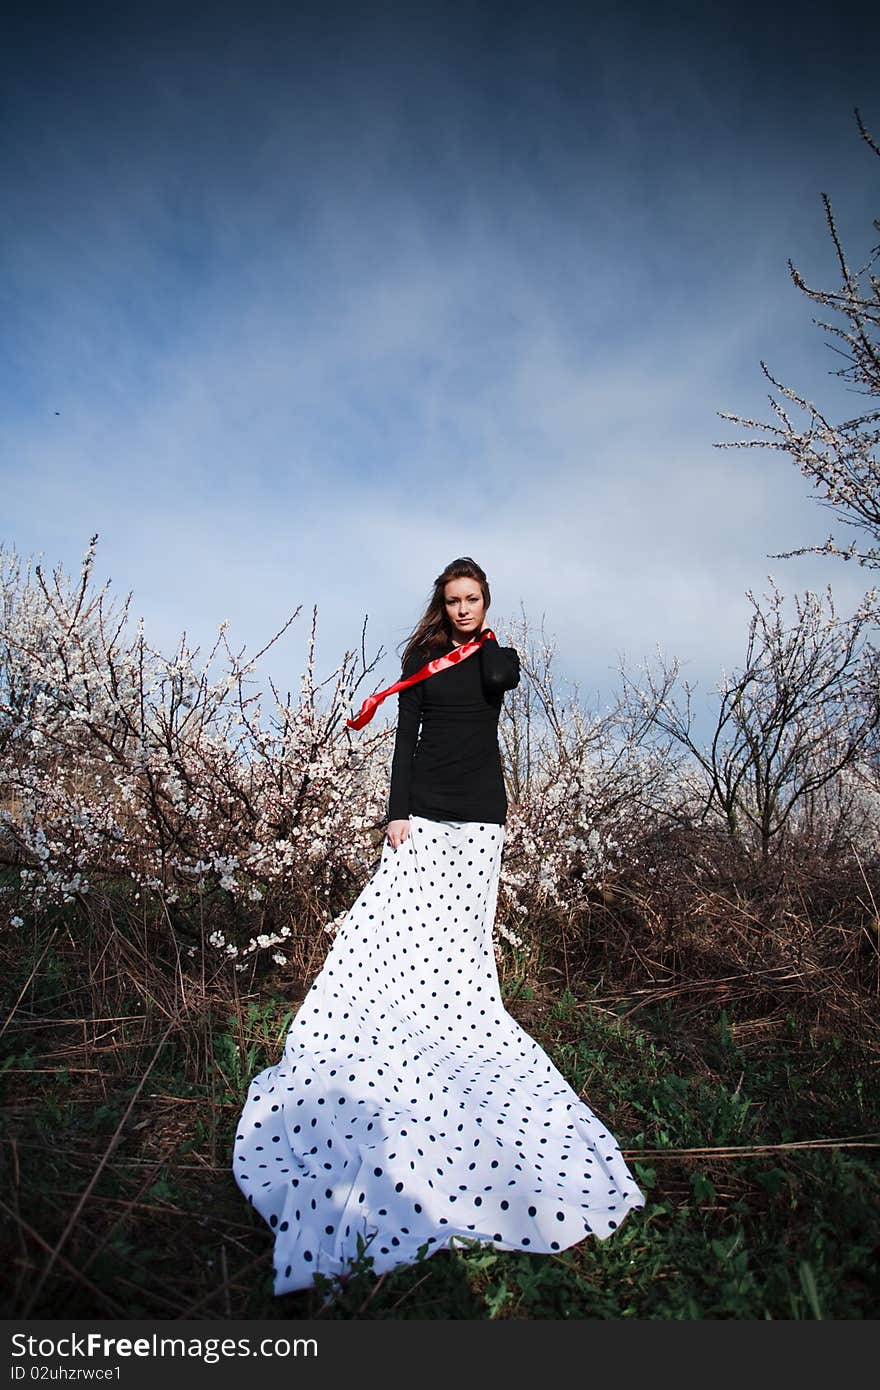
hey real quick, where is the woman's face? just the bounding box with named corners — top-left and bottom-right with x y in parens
top-left (444, 577), bottom-right (486, 644)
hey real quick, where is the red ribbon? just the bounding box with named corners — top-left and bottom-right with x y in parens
top-left (346, 628), bottom-right (497, 730)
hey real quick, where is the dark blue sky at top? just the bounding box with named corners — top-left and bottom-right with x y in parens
top-left (1, 0), bottom-right (878, 743)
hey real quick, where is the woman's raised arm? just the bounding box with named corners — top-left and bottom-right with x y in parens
top-left (479, 631), bottom-right (521, 693)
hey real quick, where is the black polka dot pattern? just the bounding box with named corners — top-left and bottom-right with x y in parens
top-left (232, 815), bottom-right (646, 1294)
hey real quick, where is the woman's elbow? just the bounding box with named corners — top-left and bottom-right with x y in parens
top-left (485, 650), bottom-right (520, 692)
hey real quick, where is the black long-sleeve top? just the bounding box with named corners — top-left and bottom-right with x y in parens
top-left (386, 632), bottom-right (521, 825)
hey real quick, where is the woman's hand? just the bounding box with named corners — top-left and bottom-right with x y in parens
top-left (386, 818), bottom-right (411, 849)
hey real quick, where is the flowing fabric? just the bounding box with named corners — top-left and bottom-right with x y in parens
top-left (346, 628), bottom-right (495, 730)
top-left (232, 815), bottom-right (646, 1295)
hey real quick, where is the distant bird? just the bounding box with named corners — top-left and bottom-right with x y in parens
top-left (54, 411), bottom-right (59, 415)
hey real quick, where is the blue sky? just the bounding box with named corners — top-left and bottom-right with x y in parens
top-left (2, 0), bottom-right (878, 741)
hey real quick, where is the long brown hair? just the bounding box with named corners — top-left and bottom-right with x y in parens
top-left (399, 556), bottom-right (491, 671)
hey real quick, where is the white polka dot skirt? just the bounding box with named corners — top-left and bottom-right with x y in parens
top-left (232, 815), bottom-right (646, 1295)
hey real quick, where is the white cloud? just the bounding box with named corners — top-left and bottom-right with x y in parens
top-left (4, 5), bottom-right (877, 753)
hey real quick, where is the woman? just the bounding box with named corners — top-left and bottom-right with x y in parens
top-left (385, 557), bottom-right (520, 846)
top-left (232, 557), bottom-right (645, 1297)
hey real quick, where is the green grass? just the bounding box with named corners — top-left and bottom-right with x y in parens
top-left (1, 920), bottom-right (878, 1319)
